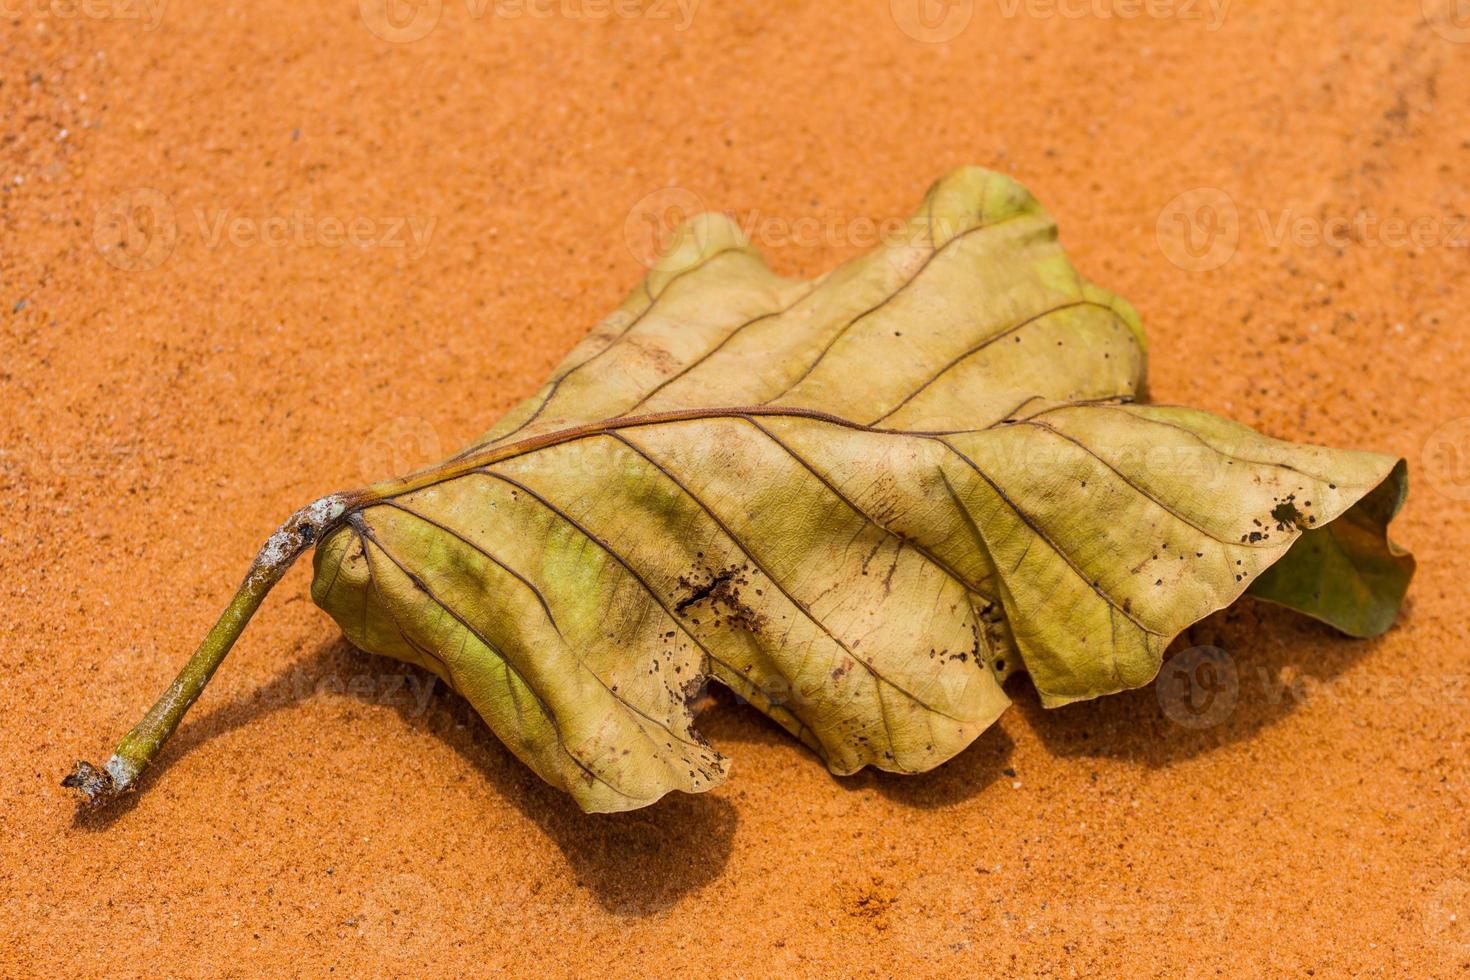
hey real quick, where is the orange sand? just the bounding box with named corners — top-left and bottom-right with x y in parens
top-left (4, 1), bottom-right (1469, 974)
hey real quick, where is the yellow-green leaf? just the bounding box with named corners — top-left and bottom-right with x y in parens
top-left (307, 167), bottom-right (1413, 813)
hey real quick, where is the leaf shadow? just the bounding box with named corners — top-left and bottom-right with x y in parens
top-left (73, 638), bottom-right (736, 917)
top-left (687, 684), bottom-right (1017, 809)
top-left (71, 596), bottom-right (1397, 907)
top-left (1012, 598), bottom-right (1397, 767)
top-left (840, 725), bottom-right (1017, 809)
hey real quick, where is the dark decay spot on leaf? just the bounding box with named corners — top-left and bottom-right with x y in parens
top-left (676, 563), bottom-right (766, 633)
top-left (675, 572), bottom-right (726, 613)
top-left (1270, 495), bottom-right (1309, 531)
top-left (679, 674), bottom-right (709, 714)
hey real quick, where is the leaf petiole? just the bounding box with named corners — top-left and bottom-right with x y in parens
top-left (63, 494), bottom-right (357, 805)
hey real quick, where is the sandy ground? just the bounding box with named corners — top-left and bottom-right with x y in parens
top-left (3, 0), bottom-right (1469, 974)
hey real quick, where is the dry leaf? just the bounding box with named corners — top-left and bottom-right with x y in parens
top-left (69, 168), bottom-right (1413, 813)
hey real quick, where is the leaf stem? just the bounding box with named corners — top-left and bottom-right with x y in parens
top-left (64, 494), bottom-right (355, 805)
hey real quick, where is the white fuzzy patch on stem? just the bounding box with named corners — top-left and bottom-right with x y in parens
top-left (254, 494), bottom-right (348, 572)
